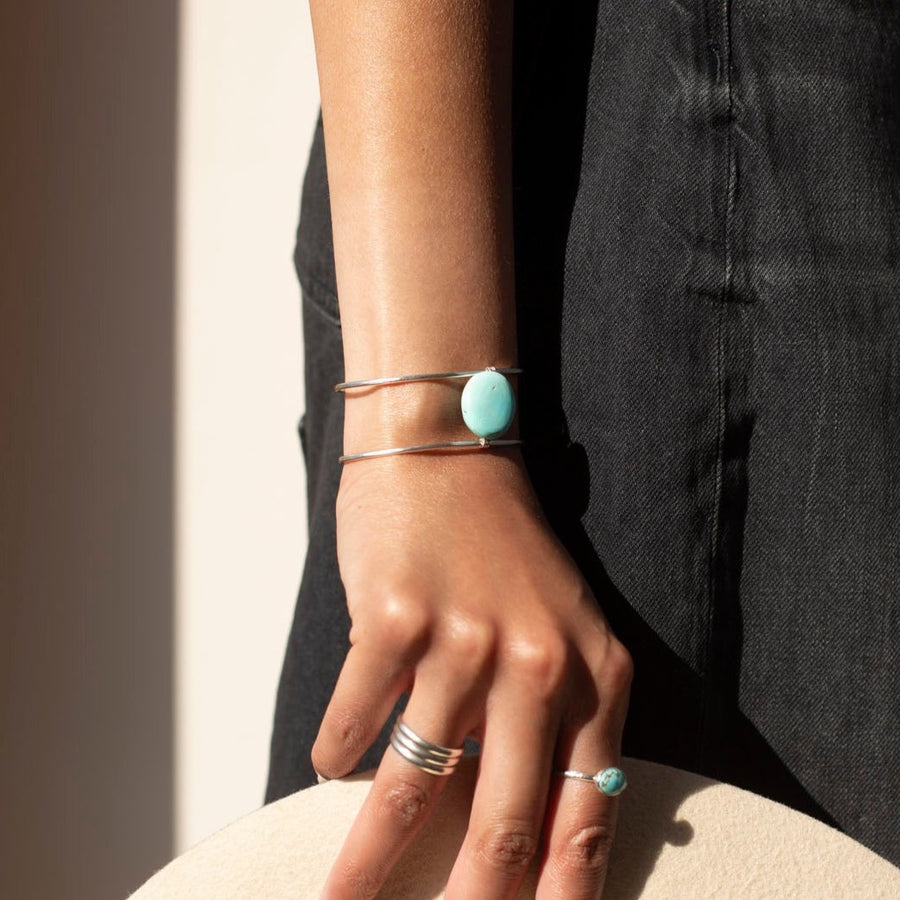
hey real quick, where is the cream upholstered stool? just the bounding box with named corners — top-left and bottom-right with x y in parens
top-left (131, 758), bottom-right (898, 898)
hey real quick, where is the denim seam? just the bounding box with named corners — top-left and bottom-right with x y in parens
top-left (298, 270), bottom-right (342, 330)
top-left (700, 0), bottom-right (736, 766)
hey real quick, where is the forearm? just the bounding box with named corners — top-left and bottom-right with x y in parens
top-left (309, 0), bottom-right (516, 451)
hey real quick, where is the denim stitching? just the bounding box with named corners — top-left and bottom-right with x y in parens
top-left (700, 0), bottom-right (735, 765)
top-left (298, 270), bottom-right (342, 330)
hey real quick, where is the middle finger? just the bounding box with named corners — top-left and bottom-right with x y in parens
top-left (444, 667), bottom-right (563, 898)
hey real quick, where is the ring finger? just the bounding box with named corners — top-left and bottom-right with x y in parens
top-left (536, 667), bottom-right (630, 897)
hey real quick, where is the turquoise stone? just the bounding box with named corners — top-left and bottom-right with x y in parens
top-left (594, 767), bottom-right (627, 797)
top-left (461, 370), bottom-right (516, 440)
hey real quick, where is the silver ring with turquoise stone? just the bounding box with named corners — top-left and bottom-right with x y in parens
top-left (559, 766), bottom-right (628, 797)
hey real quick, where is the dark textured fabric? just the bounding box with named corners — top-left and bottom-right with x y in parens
top-left (266, 1), bottom-right (900, 866)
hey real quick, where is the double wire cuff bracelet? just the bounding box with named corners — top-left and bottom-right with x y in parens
top-left (334, 366), bottom-right (522, 464)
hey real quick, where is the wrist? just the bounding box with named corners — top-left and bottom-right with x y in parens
top-left (336, 436), bottom-right (536, 515)
top-left (342, 380), bottom-right (468, 451)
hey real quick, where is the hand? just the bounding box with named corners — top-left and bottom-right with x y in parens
top-left (313, 449), bottom-right (633, 899)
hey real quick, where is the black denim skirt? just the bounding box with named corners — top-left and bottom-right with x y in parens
top-left (267, 1), bottom-right (900, 865)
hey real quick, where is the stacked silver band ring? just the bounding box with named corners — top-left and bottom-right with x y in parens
top-left (389, 718), bottom-right (464, 776)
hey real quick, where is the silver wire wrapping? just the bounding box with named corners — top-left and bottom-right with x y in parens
top-left (338, 437), bottom-right (522, 464)
top-left (333, 366), bottom-right (523, 392)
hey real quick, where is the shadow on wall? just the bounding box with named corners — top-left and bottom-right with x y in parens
top-left (0, 1), bottom-right (178, 897)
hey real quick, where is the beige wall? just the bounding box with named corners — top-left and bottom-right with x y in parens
top-left (1, 1), bottom-right (319, 896)
top-left (175, 0), bottom-right (318, 854)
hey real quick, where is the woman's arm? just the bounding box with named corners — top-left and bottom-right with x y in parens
top-left (307, 3), bottom-right (633, 898)
top-left (312, 0), bottom-right (517, 453)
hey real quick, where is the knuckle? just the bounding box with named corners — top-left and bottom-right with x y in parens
top-left (364, 588), bottom-right (432, 654)
top-left (330, 707), bottom-right (370, 758)
top-left (604, 640), bottom-right (634, 697)
top-left (443, 619), bottom-right (496, 671)
top-left (475, 822), bottom-right (540, 875)
top-left (331, 859), bottom-right (381, 899)
top-left (507, 635), bottom-right (569, 698)
top-left (559, 821), bottom-right (616, 873)
top-left (311, 707), bottom-right (369, 778)
top-left (382, 779), bottom-right (432, 829)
